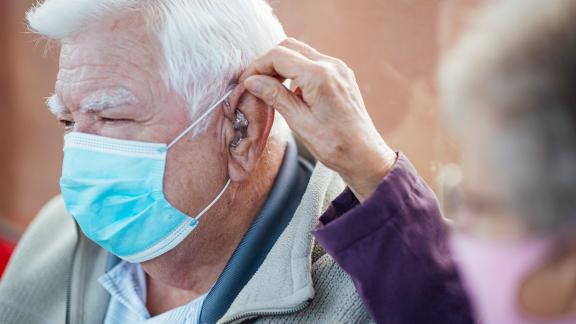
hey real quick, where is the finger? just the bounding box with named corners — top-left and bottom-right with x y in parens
top-left (239, 46), bottom-right (314, 83)
top-left (243, 75), bottom-right (308, 121)
top-left (279, 38), bottom-right (326, 61)
top-left (281, 38), bottom-right (346, 69)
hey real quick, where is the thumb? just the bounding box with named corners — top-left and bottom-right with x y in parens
top-left (244, 75), bottom-right (307, 119)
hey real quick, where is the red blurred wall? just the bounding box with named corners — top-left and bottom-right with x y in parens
top-left (1, 0), bottom-right (61, 239)
top-left (0, 0), bottom-right (481, 238)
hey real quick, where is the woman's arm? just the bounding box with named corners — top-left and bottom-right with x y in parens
top-left (240, 38), bottom-right (475, 323)
top-left (314, 154), bottom-right (474, 323)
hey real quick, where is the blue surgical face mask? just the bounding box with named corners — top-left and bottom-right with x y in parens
top-left (60, 90), bottom-right (233, 263)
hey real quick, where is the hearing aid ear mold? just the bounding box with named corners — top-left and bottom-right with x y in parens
top-left (231, 109), bottom-right (249, 148)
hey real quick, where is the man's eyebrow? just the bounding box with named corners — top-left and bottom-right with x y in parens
top-left (79, 88), bottom-right (139, 113)
top-left (46, 94), bottom-right (69, 117)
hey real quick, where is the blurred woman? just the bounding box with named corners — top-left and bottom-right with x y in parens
top-left (440, 0), bottom-right (576, 322)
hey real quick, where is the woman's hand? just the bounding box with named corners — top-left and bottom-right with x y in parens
top-left (239, 38), bottom-right (397, 201)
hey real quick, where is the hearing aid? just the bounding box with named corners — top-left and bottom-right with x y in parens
top-left (230, 108), bottom-right (249, 148)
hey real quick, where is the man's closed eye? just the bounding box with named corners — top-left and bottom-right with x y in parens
top-left (59, 119), bottom-right (75, 132)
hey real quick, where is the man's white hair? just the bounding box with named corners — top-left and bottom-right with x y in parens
top-left (27, 0), bottom-right (288, 135)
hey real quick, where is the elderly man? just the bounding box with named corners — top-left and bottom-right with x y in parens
top-left (0, 0), bottom-right (374, 323)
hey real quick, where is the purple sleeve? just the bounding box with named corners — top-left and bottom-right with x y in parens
top-left (313, 154), bottom-right (475, 324)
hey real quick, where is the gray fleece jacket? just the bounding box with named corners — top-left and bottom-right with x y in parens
top-left (0, 161), bottom-right (372, 324)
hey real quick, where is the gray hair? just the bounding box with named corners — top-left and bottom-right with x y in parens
top-left (27, 0), bottom-right (290, 138)
top-left (439, 0), bottom-right (576, 234)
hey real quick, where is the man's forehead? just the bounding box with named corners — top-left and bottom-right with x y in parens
top-left (55, 33), bottom-right (159, 111)
top-left (58, 16), bottom-right (158, 70)
top-left (59, 40), bottom-right (152, 69)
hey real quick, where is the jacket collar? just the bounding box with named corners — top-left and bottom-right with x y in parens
top-left (200, 138), bottom-right (313, 322)
top-left (217, 153), bottom-right (344, 323)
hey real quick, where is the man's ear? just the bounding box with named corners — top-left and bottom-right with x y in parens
top-left (223, 85), bottom-right (275, 182)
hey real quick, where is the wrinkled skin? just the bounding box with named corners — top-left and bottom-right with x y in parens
top-left (52, 15), bottom-right (283, 315)
top-left (241, 38), bottom-right (397, 201)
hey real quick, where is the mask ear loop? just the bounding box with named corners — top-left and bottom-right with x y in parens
top-left (166, 88), bottom-right (235, 221)
top-left (193, 178), bottom-right (232, 221)
top-left (167, 89), bottom-right (235, 149)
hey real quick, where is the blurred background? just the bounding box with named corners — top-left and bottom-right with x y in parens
top-left (0, 0), bottom-right (482, 251)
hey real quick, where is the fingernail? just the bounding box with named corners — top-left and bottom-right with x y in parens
top-left (245, 78), bottom-right (263, 95)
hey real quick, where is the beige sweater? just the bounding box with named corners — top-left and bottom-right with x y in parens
top-left (0, 164), bottom-right (373, 324)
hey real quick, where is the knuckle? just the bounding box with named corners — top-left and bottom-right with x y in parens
top-left (266, 86), bottom-right (281, 106)
top-left (341, 66), bottom-right (356, 82)
top-left (269, 46), bottom-right (284, 57)
top-left (272, 45), bottom-right (292, 57)
top-left (312, 64), bottom-right (341, 93)
top-left (330, 58), bottom-right (354, 77)
top-left (314, 63), bottom-right (335, 81)
top-left (346, 66), bottom-right (356, 78)
top-left (331, 57), bottom-right (347, 68)
top-left (282, 37), bottom-right (297, 46)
